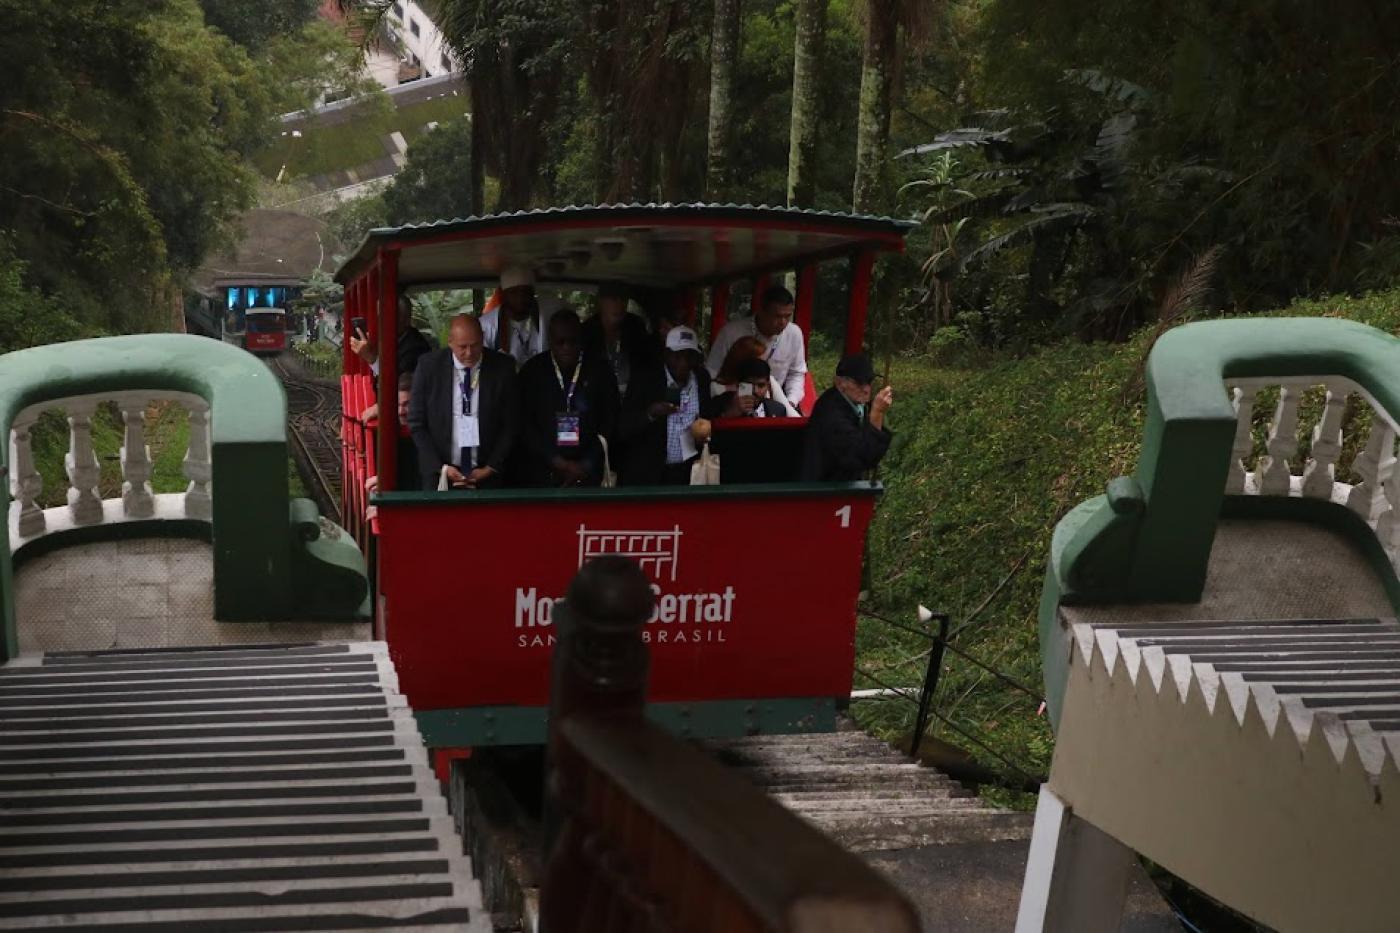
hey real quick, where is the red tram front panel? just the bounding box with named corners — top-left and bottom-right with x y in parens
top-left (245, 330), bottom-right (285, 353)
top-left (375, 490), bottom-right (877, 711)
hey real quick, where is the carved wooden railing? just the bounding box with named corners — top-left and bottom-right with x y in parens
top-left (541, 556), bottom-right (918, 933)
top-left (8, 391), bottom-right (212, 550)
top-left (1224, 376), bottom-right (1400, 564)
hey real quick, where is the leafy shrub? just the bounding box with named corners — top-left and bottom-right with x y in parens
top-left (0, 242), bottom-right (84, 354)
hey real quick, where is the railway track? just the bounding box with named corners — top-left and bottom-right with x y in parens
top-left (267, 354), bottom-right (343, 526)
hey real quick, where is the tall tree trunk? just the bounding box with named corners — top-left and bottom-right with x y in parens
top-left (787, 0), bottom-right (827, 208)
top-left (468, 102), bottom-right (485, 215)
top-left (469, 94), bottom-right (486, 313)
top-left (706, 0), bottom-right (740, 200)
top-left (852, 0), bottom-right (896, 213)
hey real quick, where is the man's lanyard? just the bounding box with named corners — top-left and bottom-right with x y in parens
top-left (552, 354), bottom-right (582, 412)
top-left (459, 365), bottom-right (481, 415)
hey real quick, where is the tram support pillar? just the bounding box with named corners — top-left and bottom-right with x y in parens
top-left (846, 249), bottom-right (876, 355)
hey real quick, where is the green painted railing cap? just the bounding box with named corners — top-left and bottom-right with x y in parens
top-left (0, 334), bottom-right (285, 456)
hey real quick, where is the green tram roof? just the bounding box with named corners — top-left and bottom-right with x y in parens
top-left (334, 203), bottom-right (916, 290)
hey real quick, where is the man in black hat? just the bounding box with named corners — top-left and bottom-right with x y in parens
top-left (799, 353), bottom-right (893, 482)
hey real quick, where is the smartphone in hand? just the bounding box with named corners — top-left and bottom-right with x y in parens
top-left (665, 385), bottom-right (682, 407)
top-left (351, 316), bottom-right (367, 336)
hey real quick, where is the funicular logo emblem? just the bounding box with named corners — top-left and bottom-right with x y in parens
top-left (577, 524), bottom-right (683, 583)
top-left (515, 523), bottom-right (729, 640)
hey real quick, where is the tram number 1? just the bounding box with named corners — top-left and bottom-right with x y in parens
top-left (834, 505), bottom-right (851, 528)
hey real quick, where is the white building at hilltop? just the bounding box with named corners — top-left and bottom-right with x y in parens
top-left (386, 1), bottom-right (457, 82)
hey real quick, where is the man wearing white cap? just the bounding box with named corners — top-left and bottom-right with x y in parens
top-left (618, 325), bottom-right (712, 485)
top-left (480, 265), bottom-right (560, 368)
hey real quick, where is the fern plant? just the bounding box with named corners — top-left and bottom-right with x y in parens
top-left (901, 70), bottom-right (1231, 343)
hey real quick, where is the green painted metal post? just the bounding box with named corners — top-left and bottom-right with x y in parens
top-left (212, 439), bottom-right (292, 619)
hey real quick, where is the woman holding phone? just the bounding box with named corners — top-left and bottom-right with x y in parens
top-left (710, 336), bottom-right (797, 415)
top-left (704, 357), bottom-right (790, 419)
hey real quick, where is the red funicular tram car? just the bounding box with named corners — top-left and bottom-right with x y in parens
top-left (243, 307), bottom-right (288, 354)
top-left (336, 204), bottom-right (912, 748)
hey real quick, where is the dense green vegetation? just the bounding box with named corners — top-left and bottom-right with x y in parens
top-left (293, 339), bottom-right (345, 380)
top-left (848, 287), bottom-right (1400, 789)
top-left (314, 0), bottom-right (1400, 360)
top-left (0, 0), bottom-right (371, 350)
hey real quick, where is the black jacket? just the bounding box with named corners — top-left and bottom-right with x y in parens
top-left (513, 351), bottom-right (621, 487)
top-left (408, 347), bottom-right (518, 488)
top-left (397, 327), bottom-right (434, 376)
top-left (799, 386), bottom-right (891, 482)
top-left (580, 313), bottom-right (657, 389)
top-left (618, 361), bottom-right (710, 485)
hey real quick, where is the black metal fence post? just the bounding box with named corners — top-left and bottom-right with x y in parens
top-left (911, 609), bottom-right (950, 759)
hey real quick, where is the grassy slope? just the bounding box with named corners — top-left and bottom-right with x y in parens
top-left (30, 402), bottom-right (192, 508)
top-left (851, 289), bottom-right (1400, 796)
top-left (253, 94), bottom-right (470, 180)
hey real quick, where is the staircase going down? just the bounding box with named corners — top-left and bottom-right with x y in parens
top-left (0, 642), bottom-right (490, 932)
top-left (709, 729), bottom-right (1033, 852)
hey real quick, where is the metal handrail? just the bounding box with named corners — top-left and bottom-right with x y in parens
top-left (857, 604), bottom-right (1047, 788)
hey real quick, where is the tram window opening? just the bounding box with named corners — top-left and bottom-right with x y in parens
top-left (410, 17), bottom-right (420, 36)
top-left (246, 313), bottom-right (286, 334)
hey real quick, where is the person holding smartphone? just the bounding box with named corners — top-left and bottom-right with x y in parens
top-left (617, 326), bottom-right (711, 485)
top-left (704, 357), bottom-right (789, 419)
top-left (348, 295), bottom-right (433, 379)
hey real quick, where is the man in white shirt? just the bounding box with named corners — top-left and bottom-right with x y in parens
top-left (705, 284), bottom-right (808, 410)
top-left (480, 265), bottom-right (560, 368)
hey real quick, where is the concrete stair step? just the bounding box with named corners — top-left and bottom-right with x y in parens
top-left (773, 795), bottom-right (989, 812)
top-left (0, 643), bottom-right (489, 931)
top-left (813, 810), bottom-right (1035, 853)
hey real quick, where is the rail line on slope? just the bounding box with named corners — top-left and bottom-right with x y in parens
top-left (267, 354), bottom-right (343, 526)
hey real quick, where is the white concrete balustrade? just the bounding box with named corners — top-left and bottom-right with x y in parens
top-left (1226, 377), bottom-right (1400, 561)
top-left (7, 391), bottom-right (212, 551)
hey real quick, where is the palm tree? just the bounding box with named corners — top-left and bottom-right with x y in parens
top-left (852, 0), bottom-right (936, 213)
top-left (787, 0), bottom-right (827, 208)
top-left (706, 0), bottom-right (741, 200)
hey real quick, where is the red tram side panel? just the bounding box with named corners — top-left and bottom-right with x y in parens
top-left (375, 491), bottom-right (876, 713)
